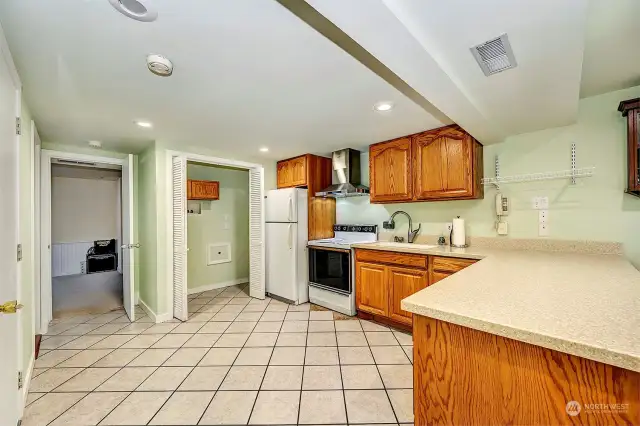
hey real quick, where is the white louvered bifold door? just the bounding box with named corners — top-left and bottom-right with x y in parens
top-left (249, 167), bottom-right (265, 299)
top-left (172, 156), bottom-right (188, 321)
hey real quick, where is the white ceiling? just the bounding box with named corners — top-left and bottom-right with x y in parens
top-left (0, 0), bottom-right (443, 157)
top-left (580, 0), bottom-right (640, 98)
top-left (0, 0), bottom-right (636, 156)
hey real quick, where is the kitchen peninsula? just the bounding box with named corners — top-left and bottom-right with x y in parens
top-left (352, 241), bottom-right (640, 426)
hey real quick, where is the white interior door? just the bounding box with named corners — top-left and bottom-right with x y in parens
top-left (249, 167), bottom-right (265, 299)
top-left (172, 156), bottom-right (188, 321)
top-left (0, 38), bottom-right (21, 426)
top-left (121, 154), bottom-right (135, 321)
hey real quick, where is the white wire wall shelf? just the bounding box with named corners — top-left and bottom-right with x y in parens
top-left (481, 143), bottom-right (596, 188)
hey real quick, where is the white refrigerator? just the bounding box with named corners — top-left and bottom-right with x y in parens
top-left (265, 188), bottom-right (309, 304)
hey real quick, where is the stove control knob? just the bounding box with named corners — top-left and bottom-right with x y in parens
top-left (356, 226), bottom-right (362, 231)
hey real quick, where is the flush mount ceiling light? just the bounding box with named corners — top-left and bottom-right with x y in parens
top-left (88, 140), bottom-right (102, 149)
top-left (135, 120), bottom-right (153, 128)
top-left (147, 54), bottom-right (173, 77)
top-left (373, 101), bottom-right (394, 112)
top-left (259, 147), bottom-right (269, 152)
top-left (108, 0), bottom-right (158, 22)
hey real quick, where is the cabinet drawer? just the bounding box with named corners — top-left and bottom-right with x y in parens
top-left (356, 249), bottom-right (427, 269)
top-left (431, 256), bottom-right (476, 273)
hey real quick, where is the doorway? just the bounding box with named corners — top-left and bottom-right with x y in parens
top-left (40, 151), bottom-right (137, 332)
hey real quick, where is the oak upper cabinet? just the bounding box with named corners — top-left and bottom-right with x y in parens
top-left (188, 180), bottom-right (219, 200)
top-left (414, 125), bottom-right (483, 200)
top-left (618, 98), bottom-right (640, 197)
top-left (355, 262), bottom-right (389, 317)
top-left (289, 156), bottom-right (307, 187)
top-left (277, 161), bottom-right (292, 188)
top-left (369, 137), bottom-right (413, 202)
top-left (388, 266), bottom-right (427, 326)
top-left (369, 124), bottom-right (483, 203)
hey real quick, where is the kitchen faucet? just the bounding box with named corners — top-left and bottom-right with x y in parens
top-left (383, 211), bottom-right (421, 243)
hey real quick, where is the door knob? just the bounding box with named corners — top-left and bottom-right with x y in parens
top-left (0, 300), bottom-right (23, 314)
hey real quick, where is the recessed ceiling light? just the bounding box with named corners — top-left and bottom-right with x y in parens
top-left (373, 102), bottom-right (394, 112)
top-left (135, 120), bottom-right (153, 128)
top-left (259, 147), bottom-right (269, 153)
top-left (88, 140), bottom-right (102, 149)
top-left (108, 0), bottom-right (158, 22)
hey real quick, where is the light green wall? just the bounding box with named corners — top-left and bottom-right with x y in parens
top-left (187, 163), bottom-right (249, 289)
top-left (338, 85), bottom-right (640, 268)
top-left (19, 99), bottom-right (34, 374)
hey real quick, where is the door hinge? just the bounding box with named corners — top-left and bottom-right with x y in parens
top-left (17, 243), bottom-right (22, 261)
top-left (15, 117), bottom-right (21, 135)
top-left (18, 371), bottom-right (23, 389)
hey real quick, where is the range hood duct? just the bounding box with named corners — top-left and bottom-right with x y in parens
top-left (316, 148), bottom-right (369, 198)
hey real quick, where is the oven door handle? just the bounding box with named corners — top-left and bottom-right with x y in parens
top-left (288, 224), bottom-right (293, 249)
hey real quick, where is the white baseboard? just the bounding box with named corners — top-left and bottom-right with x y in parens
top-left (155, 312), bottom-right (173, 323)
top-left (139, 297), bottom-right (173, 324)
top-left (187, 278), bottom-right (249, 295)
top-left (21, 354), bottom-right (35, 411)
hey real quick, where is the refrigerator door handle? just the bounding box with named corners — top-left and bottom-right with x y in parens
top-left (288, 223), bottom-right (293, 249)
top-left (288, 196), bottom-right (293, 222)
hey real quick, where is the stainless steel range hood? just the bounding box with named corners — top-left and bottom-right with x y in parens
top-left (316, 148), bottom-right (369, 198)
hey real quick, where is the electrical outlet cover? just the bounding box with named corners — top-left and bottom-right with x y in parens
top-left (539, 210), bottom-right (548, 222)
top-left (539, 222), bottom-right (550, 236)
top-left (540, 196), bottom-right (549, 209)
top-left (445, 222), bottom-right (453, 233)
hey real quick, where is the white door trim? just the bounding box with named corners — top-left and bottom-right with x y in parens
top-left (164, 150), bottom-right (265, 318)
top-left (39, 150), bottom-right (126, 333)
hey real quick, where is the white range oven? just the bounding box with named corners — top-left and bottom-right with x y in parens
top-left (307, 224), bottom-right (377, 315)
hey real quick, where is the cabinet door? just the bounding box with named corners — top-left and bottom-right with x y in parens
top-left (355, 262), bottom-right (389, 316)
top-left (388, 266), bottom-right (427, 326)
top-left (277, 161), bottom-right (292, 188)
top-left (430, 270), bottom-right (450, 284)
top-left (369, 137), bottom-right (412, 202)
top-left (190, 181), bottom-right (219, 200)
top-left (414, 126), bottom-right (474, 199)
top-left (289, 156), bottom-right (307, 187)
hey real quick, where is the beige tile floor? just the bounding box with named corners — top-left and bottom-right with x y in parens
top-left (24, 284), bottom-right (414, 425)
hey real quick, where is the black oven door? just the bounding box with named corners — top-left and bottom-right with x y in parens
top-left (308, 247), bottom-right (351, 295)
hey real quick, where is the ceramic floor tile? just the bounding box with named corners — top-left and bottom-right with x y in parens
top-left (336, 331), bottom-right (368, 346)
top-left (282, 320), bottom-right (309, 332)
top-left (249, 390), bottom-right (300, 425)
top-left (137, 366), bottom-right (193, 391)
top-left (307, 332), bottom-right (337, 347)
top-left (219, 304), bottom-right (245, 313)
top-left (25, 392), bottom-right (45, 406)
top-left (241, 304), bottom-right (268, 313)
top-left (334, 320), bottom-right (363, 332)
top-left (49, 392), bottom-right (128, 426)
top-left (305, 346), bottom-right (339, 365)
top-left (93, 348), bottom-right (145, 367)
top-left (32, 368), bottom-right (48, 378)
top-left (142, 323), bottom-right (179, 334)
top-left (163, 347), bottom-right (208, 366)
top-left (338, 346), bottom-right (375, 365)
top-left (119, 334), bottom-right (163, 349)
top-left (59, 335), bottom-right (107, 350)
top-left (388, 389), bottom-right (414, 423)
top-left (212, 312), bottom-right (239, 322)
top-left (96, 367), bottom-right (157, 391)
top-left (87, 323), bottom-right (128, 335)
top-left (40, 335), bottom-right (78, 350)
top-left (114, 323), bottom-right (153, 335)
top-left (199, 347), bottom-right (241, 365)
top-left (99, 391), bottom-right (171, 425)
top-left (21, 392), bottom-right (86, 426)
top-left (261, 365), bottom-right (303, 390)
top-left (178, 366), bottom-right (230, 390)
top-left (360, 320), bottom-right (390, 332)
top-left (288, 304), bottom-right (311, 312)
top-left (57, 349), bottom-right (113, 368)
top-left (220, 365), bottom-right (267, 390)
top-left (302, 365), bottom-right (342, 390)
top-left (393, 331), bottom-right (413, 346)
top-left (365, 331), bottom-right (400, 346)
top-left (54, 367), bottom-right (120, 392)
top-left (170, 322), bottom-right (205, 334)
top-left (61, 323), bottom-right (103, 335)
top-left (245, 332), bottom-right (278, 347)
top-left (260, 311), bottom-right (286, 321)
top-left (309, 311), bottom-right (334, 321)
top-left (265, 304), bottom-right (288, 312)
top-left (187, 312), bottom-right (215, 322)
top-left (234, 347), bottom-right (273, 365)
top-left (199, 390), bottom-right (257, 425)
top-left (128, 348), bottom-right (176, 366)
top-left (150, 333), bottom-right (192, 348)
top-left (226, 321), bottom-right (258, 333)
top-left (29, 367), bottom-right (84, 392)
top-left (89, 334), bottom-right (135, 349)
top-left (378, 365), bottom-right (413, 388)
top-left (253, 321), bottom-right (282, 333)
top-left (344, 390), bottom-right (397, 424)
top-left (298, 390), bottom-right (346, 425)
top-left (149, 391), bottom-right (214, 425)
top-left (270, 346), bottom-right (306, 365)
top-left (198, 321), bottom-right (232, 334)
top-left (370, 346), bottom-right (411, 365)
top-left (35, 349), bottom-right (81, 368)
top-left (308, 321), bottom-right (335, 332)
top-left (213, 332), bottom-right (250, 347)
top-left (341, 365), bottom-right (384, 389)
top-left (182, 333), bottom-right (221, 348)
top-left (276, 332), bottom-right (308, 347)
top-left (402, 345), bottom-right (413, 363)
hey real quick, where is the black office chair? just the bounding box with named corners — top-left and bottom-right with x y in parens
top-left (86, 239), bottom-right (118, 274)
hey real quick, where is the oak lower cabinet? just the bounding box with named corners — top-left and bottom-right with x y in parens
top-left (355, 249), bottom-right (429, 328)
top-left (429, 256), bottom-right (477, 284)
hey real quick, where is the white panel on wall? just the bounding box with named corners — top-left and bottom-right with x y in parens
top-left (207, 243), bottom-right (231, 265)
top-left (51, 241), bottom-right (93, 277)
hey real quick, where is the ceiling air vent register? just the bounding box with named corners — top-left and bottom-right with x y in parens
top-left (108, 0), bottom-right (158, 22)
top-left (470, 33), bottom-right (517, 76)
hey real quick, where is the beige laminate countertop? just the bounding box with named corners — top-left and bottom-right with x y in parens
top-left (351, 242), bottom-right (640, 372)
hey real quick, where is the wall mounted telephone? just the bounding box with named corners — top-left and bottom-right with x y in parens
top-left (495, 193), bottom-right (509, 216)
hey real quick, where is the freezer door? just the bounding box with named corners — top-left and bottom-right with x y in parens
top-left (266, 222), bottom-right (297, 301)
top-left (266, 188), bottom-right (299, 222)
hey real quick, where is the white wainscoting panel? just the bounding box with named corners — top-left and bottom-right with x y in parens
top-left (52, 241), bottom-right (93, 277)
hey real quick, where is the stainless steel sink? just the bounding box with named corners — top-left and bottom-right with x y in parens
top-left (379, 242), bottom-right (438, 249)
